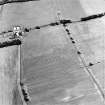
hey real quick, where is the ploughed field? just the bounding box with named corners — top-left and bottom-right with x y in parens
top-left (0, 0), bottom-right (105, 104)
